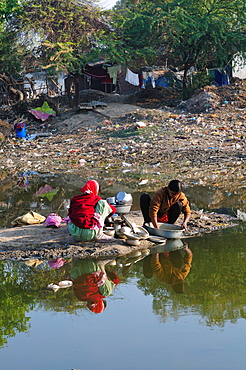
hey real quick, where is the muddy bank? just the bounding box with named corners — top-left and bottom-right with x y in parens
top-left (0, 210), bottom-right (238, 260)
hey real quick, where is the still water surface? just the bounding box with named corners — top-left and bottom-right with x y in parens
top-left (1, 224), bottom-right (246, 370)
top-left (0, 175), bottom-right (246, 369)
top-left (0, 172), bottom-right (245, 228)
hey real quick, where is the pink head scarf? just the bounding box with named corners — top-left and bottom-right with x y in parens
top-left (80, 180), bottom-right (100, 196)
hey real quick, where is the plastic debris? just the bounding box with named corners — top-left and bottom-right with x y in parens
top-left (48, 258), bottom-right (67, 269)
top-left (29, 101), bottom-right (56, 121)
top-left (136, 121), bottom-right (146, 128)
top-left (138, 179), bottom-right (148, 185)
top-left (236, 210), bottom-right (246, 221)
top-left (47, 283), bottom-right (60, 292)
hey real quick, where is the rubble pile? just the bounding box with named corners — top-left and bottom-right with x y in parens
top-left (179, 78), bottom-right (246, 112)
top-left (128, 85), bottom-right (181, 108)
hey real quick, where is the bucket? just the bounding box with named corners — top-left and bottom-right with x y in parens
top-left (14, 123), bottom-right (26, 138)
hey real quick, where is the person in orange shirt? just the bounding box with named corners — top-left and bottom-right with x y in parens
top-left (140, 179), bottom-right (191, 230)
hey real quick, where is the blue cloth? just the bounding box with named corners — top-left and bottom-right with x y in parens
top-left (142, 75), bottom-right (156, 88)
top-left (214, 69), bottom-right (229, 86)
top-left (155, 76), bottom-right (170, 87)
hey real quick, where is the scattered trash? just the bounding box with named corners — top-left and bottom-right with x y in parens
top-left (236, 209), bottom-right (246, 221)
top-left (14, 122), bottom-right (26, 138)
top-left (0, 82), bottom-right (246, 199)
top-left (138, 179), bottom-right (148, 185)
top-left (79, 158), bottom-right (87, 166)
top-left (58, 280), bottom-right (73, 288)
top-left (35, 185), bottom-right (59, 201)
top-left (48, 258), bottom-right (67, 269)
top-left (47, 283), bottom-right (60, 292)
top-left (29, 101), bottom-right (56, 121)
top-left (17, 172), bottom-right (29, 187)
top-left (17, 178), bottom-right (29, 187)
top-left (136, 121), bottom-right (146, 128)
top-left (47, 280), bottom-right (73, 292)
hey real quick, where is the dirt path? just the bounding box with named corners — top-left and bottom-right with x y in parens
top-left (54, 103), bottom-right (146, 133)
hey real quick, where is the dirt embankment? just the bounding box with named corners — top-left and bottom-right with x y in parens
top-left (0, 210), bottom-right (238, 260)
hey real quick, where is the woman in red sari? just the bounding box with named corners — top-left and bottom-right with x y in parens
top-left (68, 180), bottom-right (116, 242)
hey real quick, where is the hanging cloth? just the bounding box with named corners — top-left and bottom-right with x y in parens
top-left (125, 68), bottom-right (140, 86)
top-left (107, 65), bottom-right (118, 84)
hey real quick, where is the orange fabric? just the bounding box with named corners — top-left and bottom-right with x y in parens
top-left (149, 186), bottom-right (191, 219)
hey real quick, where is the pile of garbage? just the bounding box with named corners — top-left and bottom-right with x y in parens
top-left (0, 79), bottom-right (245, 198)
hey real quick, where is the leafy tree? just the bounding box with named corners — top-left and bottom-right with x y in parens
top-left (0, 0), bottom-right (20, 20)
top-left (0, 261), bottom-right (32, 347)
top-left (101, 1), bottom-right (159, 66)
top-left (19, 0), bottom-right (110, 72)
top-left (0, 259), bottom-right (81, 347)
top-left (0, 0), bottom-right (24, 74)
top-left (135, 227), bottom-right (246, 326)
top-left (155, 0), bottom-right (246, 88)
top-left (110, 0), bottom-right (246, 89)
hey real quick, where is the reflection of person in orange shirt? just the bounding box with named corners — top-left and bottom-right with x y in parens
top-left (144, 245), bottom-right (192, 294)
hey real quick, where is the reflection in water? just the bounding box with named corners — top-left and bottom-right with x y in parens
top-left (69, 258), bottom-right (120, 314)
top-left (47, 257), bottom-right (67, 269)
top-left (143, 241), bottom-right (192, 294)
top-left (26, 257), bottom-right (121, 314)
top-left (1, 226), bottom-right (246, 351)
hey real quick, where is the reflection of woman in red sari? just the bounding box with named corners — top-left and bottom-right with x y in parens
top-left (70, 259), bottom-right (120, 313)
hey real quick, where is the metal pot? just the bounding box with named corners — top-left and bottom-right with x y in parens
top-left (116, 191), bottom-right (133, 205)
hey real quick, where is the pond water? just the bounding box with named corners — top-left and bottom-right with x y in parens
top-left (0, 175), bottom-right (246, 369)
top-left (0, 173), bottom-right (245, 228)
top-left (1, 224), bottom-right (246, 370)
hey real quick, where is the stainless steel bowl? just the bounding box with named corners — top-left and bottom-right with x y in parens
top-left (144, 223), bottom-right (184, 239)
top-left (106, 197), bottom-right (116, 204)
top-left (114, 204), bottom-right (132, 214)
top-left (150, 239), bottom-right (184, 253)
top-left (125, 238), bottom-right (141, 246)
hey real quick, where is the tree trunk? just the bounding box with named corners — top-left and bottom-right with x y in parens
top-left (183, 67), bottom-right (189, 90)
